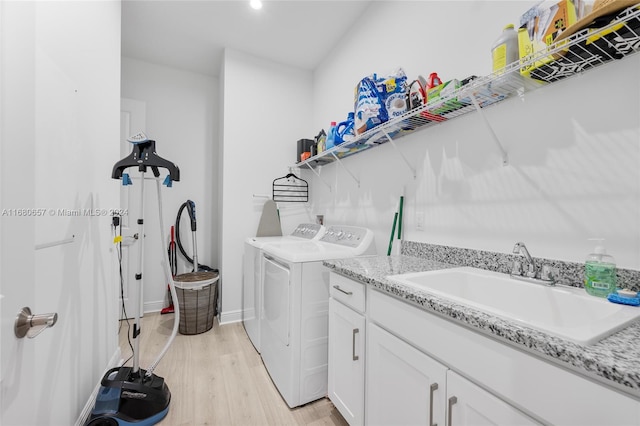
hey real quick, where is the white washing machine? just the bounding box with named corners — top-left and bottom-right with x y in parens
top-left (260, 225), bottom-right (375, 408)
top-left (242, 223), bottom-right (325, 353)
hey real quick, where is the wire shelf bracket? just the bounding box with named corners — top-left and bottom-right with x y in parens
top-left (468, 93), bottom-right (509, 166)
top-left (381, 128), bottom-right (417, 178)
top-left (302, 162), bottom-right (332, 191)
top-left (330, 151), bottom-right (360, 187)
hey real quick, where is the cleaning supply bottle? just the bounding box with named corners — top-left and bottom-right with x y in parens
top-left (315, 129), bottom-right (326, 154)
top-left (426, 72), bottom-right (441, 90)
top-left (492, 24), bottom-right (519, 73)
top-left (335, 113), bottom-right (355, 145)
top-left (425, 73), bottom-right (442, 104)
top-left (325, 122), bottom-right (337, 150)
top-left (584, 239), bottom-right (617, 298)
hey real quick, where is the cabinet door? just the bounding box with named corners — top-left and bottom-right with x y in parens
top-left (328, 298), bottom-right (365, 426)
top-left (366, 323), bottom-right (446, 426)
top-left (446, 370), bottom-right (541, 426)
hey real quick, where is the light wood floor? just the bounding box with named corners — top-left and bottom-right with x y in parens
top-left (119, 313), bottom-right (349, 426)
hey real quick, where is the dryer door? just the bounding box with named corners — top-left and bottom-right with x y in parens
top-left (263, 255), bottom-right (290, 347)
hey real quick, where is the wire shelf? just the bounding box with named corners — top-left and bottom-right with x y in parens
top-left (299, 3), bottom-right (640, 169)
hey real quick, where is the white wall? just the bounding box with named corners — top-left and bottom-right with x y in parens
top-left (219, 49), bottom-right (313, 323)
top-left (310, 1), bottom-right (640, 270)
top-left (121, 57), bottom-right (219, 311)
top-left (1, 1), bottom-right (121, 424)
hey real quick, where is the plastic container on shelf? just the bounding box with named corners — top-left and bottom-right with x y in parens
top-left (492, 24), bottom-right (519, 72)
top-left (325, 122), bottom-right (337, 150)
top-left (426, 72), bottom-right (442, 90)
top-left (335, 112), bottom-right (355, 145)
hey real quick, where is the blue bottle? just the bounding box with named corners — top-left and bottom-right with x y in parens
top-left (325, 121), bottom-right (337, 150)
top-left (335, 112), bottom-right (355, 145)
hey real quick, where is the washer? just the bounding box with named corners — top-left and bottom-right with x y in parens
top-left (260, 225), bottom-right (375, 408)
top-left (242, 223), bottom-right (325, 353)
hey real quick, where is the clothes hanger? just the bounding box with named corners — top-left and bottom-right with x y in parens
top-left (112, 138), bottom-right (180, 182)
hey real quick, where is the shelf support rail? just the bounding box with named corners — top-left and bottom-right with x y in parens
top-left (469, 94), bottom-right (509, 166)
top-left (303, 162), bottom-right (332, 191)
top-left (381, 128), bottom-right (417, 178)
top-left (330, 151), bottom-right (360, 187)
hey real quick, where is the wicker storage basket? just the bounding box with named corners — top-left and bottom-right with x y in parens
top-left (173, 271), bottom-right (219, 335)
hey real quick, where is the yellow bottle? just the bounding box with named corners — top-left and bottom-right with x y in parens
top-left (492, 24), bottom-right (519, 73)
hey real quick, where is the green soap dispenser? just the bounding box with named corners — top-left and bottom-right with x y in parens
top-left (584, 239), bottom-right (617, 298)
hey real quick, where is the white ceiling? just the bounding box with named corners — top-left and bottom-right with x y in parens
top-left (121, 0), bottom-right (372, 77)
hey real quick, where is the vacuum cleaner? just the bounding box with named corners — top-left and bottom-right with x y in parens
top-left (84, 133), bottom-right (181, 426)
top-left (175, 200), bottom-right (217, 273)
top-left (160, 226), bottom-right (178, 315)
top-left (161, 200), bottom-right (219, 315)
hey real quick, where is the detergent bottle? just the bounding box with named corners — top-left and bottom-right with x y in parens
top-left (425, 73), bottom-right (442, 104)
top-left (335, 112), bottom-right (355, 145)
top-left (325, 122), bottom-right (337, 150)
top-left (426, 72), bottom-right (442, 90)
top-left (492, 24), bottom-right (519, 73)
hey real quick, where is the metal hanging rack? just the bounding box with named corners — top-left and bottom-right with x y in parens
top-left (272, 172), bottom-right (309, 203)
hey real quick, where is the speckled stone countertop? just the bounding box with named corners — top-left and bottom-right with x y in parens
top-left (323, 255), bottom-right (640, 399)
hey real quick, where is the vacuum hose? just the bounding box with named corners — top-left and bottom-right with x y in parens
top-left (175, 200), bottom-right (217, 272)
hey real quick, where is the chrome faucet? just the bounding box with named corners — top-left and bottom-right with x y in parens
top-left (512, 242), bottom-right (536, 278)
top-left (511, 242), bottom-right (556, 286)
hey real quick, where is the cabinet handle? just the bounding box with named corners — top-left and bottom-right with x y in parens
top-left (352, 328), bottom-right (359, 361)
top-left (429, 383), bottom-right (438, 426)
top-left (447, 396), bottom-right (457, 426)
top-left (333, 285), bottom-right (353, 296)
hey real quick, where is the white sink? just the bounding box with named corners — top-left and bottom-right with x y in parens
top-left (387, 267), bottom-right (640, 345)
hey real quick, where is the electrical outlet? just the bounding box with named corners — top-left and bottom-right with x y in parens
top-left (416, 212), bottom-right (424, 231)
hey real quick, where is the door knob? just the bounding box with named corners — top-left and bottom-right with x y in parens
top-left (120, 234), bottom-right (139, 246)
top-left (14, 307), bottom-right (58, 339)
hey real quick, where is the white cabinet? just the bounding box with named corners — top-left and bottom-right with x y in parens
top-left (368, 287), bottom-right (640, 426)
top-left (365, 323), bottom-right (539, 426)
top-left (446, 370), bottom-right (539, 426)
top-left (329, 298), bottom-right (365, 425)
top-left (328, 273), bottom-right (366, 425)
top-left (328, 273), bottom-right (640, 425)
top-left (366, 323), bottom-right (446, 426)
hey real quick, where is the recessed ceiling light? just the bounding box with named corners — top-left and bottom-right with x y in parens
top-left (250, 0), bottom-right (262, 10)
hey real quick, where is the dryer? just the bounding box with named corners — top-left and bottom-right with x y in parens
top-left (260, 225), bottom-right (375, 408)
top-left (242, 223), bottom-right (325, 352)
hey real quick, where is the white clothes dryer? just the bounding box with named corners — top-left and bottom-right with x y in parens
top-left (242, 223), bottom-right (325, 352)
top-left (260, 225), bottom-right (375, 408)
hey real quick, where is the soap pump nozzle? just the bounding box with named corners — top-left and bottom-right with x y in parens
top-left (588, 238), bottom-right (607, 260)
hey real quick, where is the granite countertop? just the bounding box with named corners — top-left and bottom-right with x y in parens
top-left (323, 255), bottom-right (640, 399)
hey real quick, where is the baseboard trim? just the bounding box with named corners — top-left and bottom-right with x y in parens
top-left (144, 300), bottom-right (166, 314)
top-left (218, 309), bottom-right (242, 325)
top-left (75, 348), bottom-right (122, 426)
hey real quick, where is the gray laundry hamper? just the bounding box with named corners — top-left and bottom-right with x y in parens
top-left (173, 270), bottom-right (219, 335)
